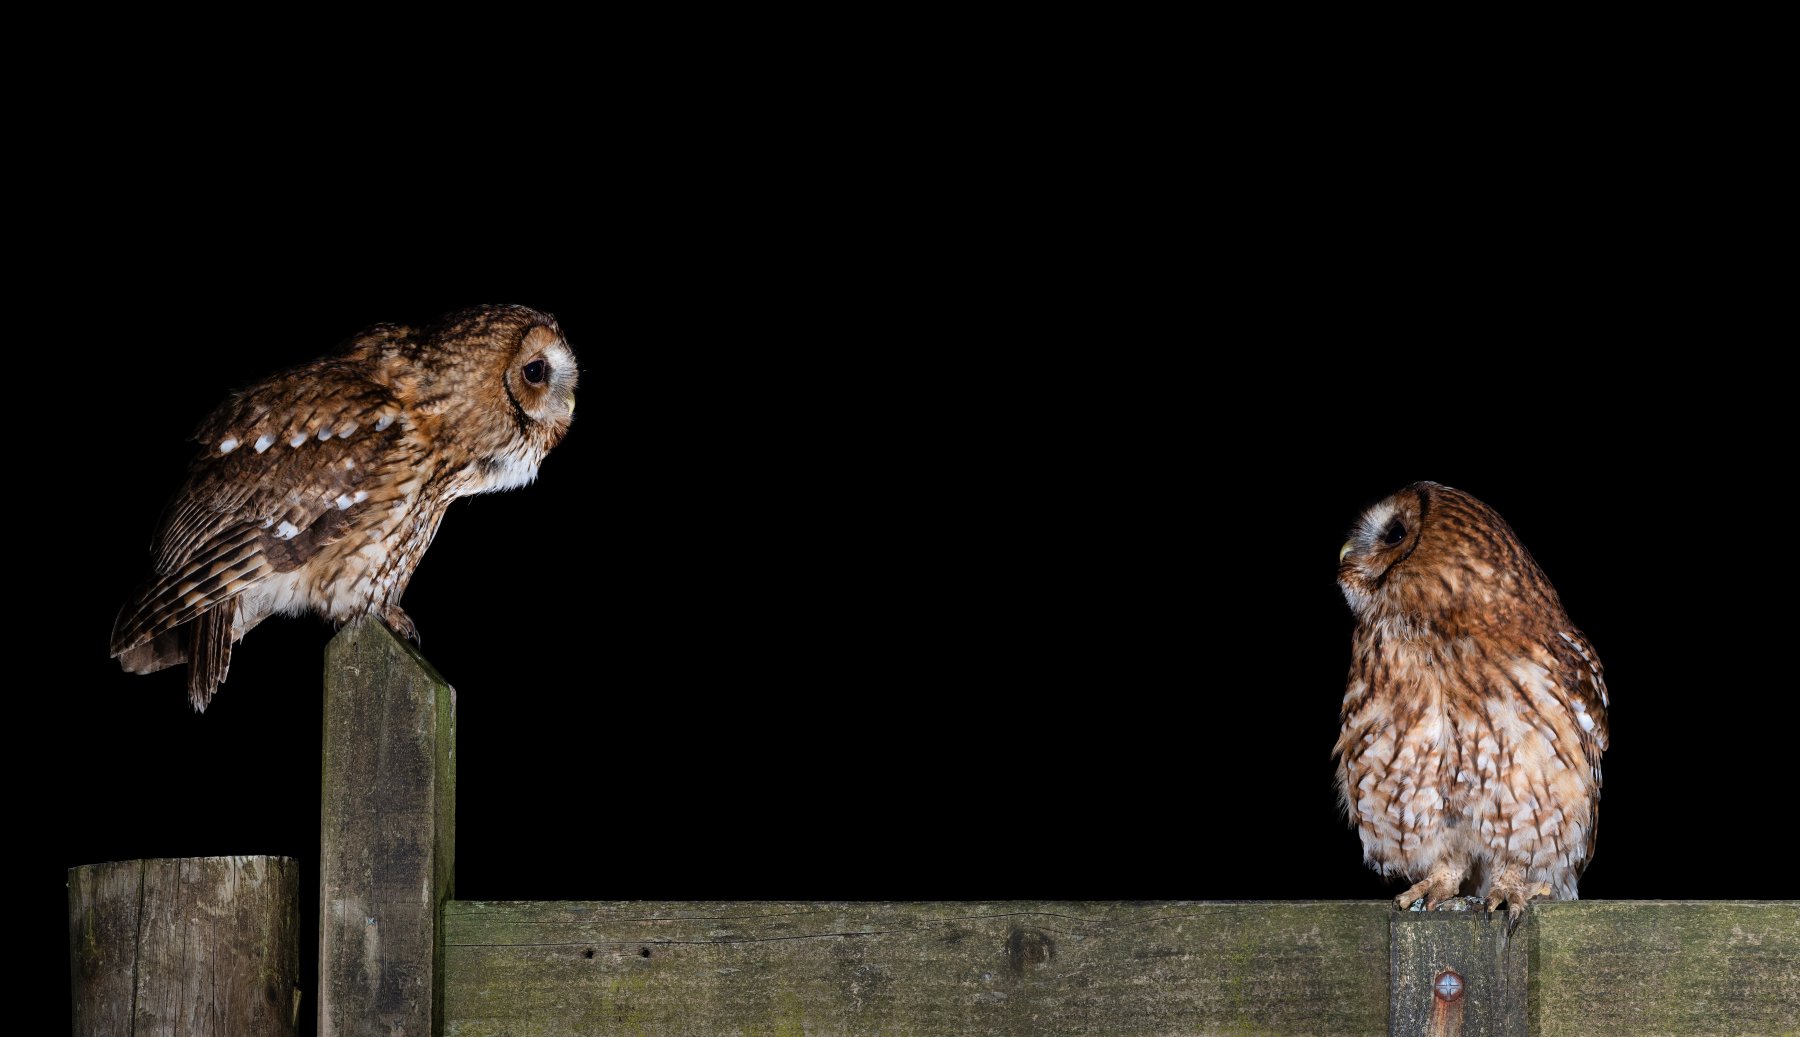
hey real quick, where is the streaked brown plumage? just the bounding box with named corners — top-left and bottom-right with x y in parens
top-left (1335, 482), bottom-right (1608, 918)
top-left (112, 304), bottom-right (577, 710)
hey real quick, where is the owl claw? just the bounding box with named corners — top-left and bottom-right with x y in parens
top-left (1483, 874), bottom-right (1552, 927)
top-left (380, 606), bottom-right (420, 644)
top-left (1483, 889), bottom-right (1520, 921)
top-left (1396, 871), bottom-right (1466, 912)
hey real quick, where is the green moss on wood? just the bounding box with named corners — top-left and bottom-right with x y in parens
top-left (320, 618), bottom-right (455, 1037)
top-left (1530, 901), bottom-right (1800, 1037)
top-left (436, 901), bottom-right (1800, 1036)
top-left (441, 901), bottom-right (1391, 1036)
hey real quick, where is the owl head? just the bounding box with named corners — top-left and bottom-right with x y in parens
top-left (387, 304), bottom-right (579, 493)
top-left (1338, 481), bottom-right (1564, 635)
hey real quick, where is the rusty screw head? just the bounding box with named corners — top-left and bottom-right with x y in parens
top-left (1434, 969), bottom-right (1464, 1002)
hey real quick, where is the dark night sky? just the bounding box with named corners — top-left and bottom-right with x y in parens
top-left (41, 157), bottom-right (1784, 1034)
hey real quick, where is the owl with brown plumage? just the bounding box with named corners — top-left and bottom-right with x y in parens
top-left (111, 304), bottom-right (577, 710)
top-left (1335, 482), bottom-right (1607, 919)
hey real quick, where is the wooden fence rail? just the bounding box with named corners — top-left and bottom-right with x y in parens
top-left (434, 899), bottom-right (1798, 1036)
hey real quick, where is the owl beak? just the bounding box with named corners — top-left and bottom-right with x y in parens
top-left (567, 393), bottom-right (576, 417)
top-left (1339, 539), bottom-right (1355, 563)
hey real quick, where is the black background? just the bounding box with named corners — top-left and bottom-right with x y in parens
top-left (38, 90), bottom-right (1786, 1034)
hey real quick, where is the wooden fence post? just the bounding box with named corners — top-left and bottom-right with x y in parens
top-left (68, 855), bottom-right (301, 1037)
top-left (1390, 907), bottom-right (1529, 1037)
top-left (319, 617), bottom-right (456, 1037)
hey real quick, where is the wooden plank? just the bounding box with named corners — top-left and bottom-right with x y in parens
top-left (442, 900), bottom-right (1392, 1036)
top-left (1391, 905), bottom-right (1527, 1037)
top-left (68, 859), bottom-right (143, 1037)
top-left (320, 617), bottom-right (456, 1037)
top-left (1529, 901), bottom-right (1799, 1037)
top-left (440, 900), bottom-right (1800, 1036)
top-left (68, 856), bottom-right (301, 1037)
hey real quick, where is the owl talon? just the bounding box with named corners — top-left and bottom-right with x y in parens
top-left (1483, 889), bottom-right (1525, 920)
top-left (1483, 871), bottom-right (1552, 924)
top-left (380, 607), bottom-right (420, 644)
top-left (1396, 866), bottom-right (1468, 913)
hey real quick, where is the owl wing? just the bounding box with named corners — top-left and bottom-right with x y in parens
top-left (1551, 627), bottom-right (1609, 763)
top-left (109, 353), bottom-right (406, 670)
top-left (1550, 625), bottom-right (1608, 869)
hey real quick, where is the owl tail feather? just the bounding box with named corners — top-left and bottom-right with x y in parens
top-left (116, 630), bottom-right (185, 676)
top-left (113, 602), bottom-right (239, 711)
top-left (186, 608), bottom-right (233, 712)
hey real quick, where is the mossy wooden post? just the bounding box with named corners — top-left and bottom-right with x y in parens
top-left (68, 855), bottom-right (301, 1037)
top-left (1390, 907), bottom-right (1528, 1037)
top-left (320, 617), bottom-right (455, 1037)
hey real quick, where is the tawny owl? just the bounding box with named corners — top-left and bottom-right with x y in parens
top-left (111, 304), bottom-right (578, 710)
top-left (1335, 482), bottom-right (1607, 919)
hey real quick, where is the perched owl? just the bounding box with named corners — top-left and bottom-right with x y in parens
top-left (111, 304), bottom-right (577, 710)
top-left (1334, 482), bottom-right (1607, 920)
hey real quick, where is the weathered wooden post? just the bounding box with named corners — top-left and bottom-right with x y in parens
top-left (319, 617), bottom-right (455, 1036)
top-left (1388, 901), bottom-right (1800, 1036)
top-left (1390, 906), bottom-right (1528, 1037)
top-left (68, 855), bottom-right (301, 1036)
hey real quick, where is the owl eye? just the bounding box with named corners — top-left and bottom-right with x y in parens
top-left (522, 359), bottom-right (548, 385)
top-left (1382, 520), bottom-right (1407, 546)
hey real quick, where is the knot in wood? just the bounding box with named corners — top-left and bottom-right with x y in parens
top-left (1007, 926), bottom-right (1055, 974)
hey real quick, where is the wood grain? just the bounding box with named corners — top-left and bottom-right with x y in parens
top-left (1391, 905), bottom-right (1527, 1037)
top-left (1530, 901), bottom-right (1799, 1037)
top-left (68, 856), bottom-right (300, 1037)
top-left (319, 617), bottom-right (456, 1037)
top-left (437, 900), bottom-right (1800, 1036)
top-left (443, 900), bottom-right (1392, 1036)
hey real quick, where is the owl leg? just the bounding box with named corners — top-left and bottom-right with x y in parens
top-left (1395, 853), bottom-right (1470, 911)
top-left (379, 604), bottom-right (420, 644)
top-left (1483, 862), bottom-right (1554, 923)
